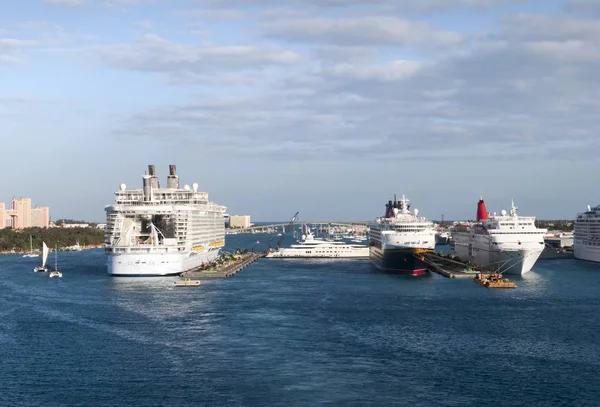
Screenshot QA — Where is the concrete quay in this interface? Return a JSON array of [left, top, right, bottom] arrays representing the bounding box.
[[180, 252, 265, 279]]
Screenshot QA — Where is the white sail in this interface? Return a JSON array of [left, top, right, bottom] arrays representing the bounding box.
[[42, 242, 49, 267]]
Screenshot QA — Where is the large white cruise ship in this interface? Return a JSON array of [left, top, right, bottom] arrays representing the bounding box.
[[452, 198, 546, 275], [104, 165, 226, 276], [369, 195, 436, 275], [574, 204, 600, 263], [266, 226, 369, 258]]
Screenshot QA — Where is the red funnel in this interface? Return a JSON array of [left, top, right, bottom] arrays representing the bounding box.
[[477, 197, 488, 221]]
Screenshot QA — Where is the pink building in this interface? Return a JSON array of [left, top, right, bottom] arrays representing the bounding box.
[[0, 198, 50, 229]]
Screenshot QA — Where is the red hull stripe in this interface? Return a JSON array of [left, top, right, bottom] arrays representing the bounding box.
[[373, 265, 428, 275]]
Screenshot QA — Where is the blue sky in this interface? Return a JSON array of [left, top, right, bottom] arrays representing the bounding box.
[[1, 0, 599, 222]]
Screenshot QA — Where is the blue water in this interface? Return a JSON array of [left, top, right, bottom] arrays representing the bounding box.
[[1, 234, 599, 406]]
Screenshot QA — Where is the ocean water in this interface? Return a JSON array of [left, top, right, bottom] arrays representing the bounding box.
[[1, 234, 599, 406]]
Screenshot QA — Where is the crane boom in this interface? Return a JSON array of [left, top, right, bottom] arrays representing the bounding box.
[[273, 211, 299, 250]]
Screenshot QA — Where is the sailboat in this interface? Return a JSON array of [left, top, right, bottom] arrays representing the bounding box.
[[49, 245, 62, 278], [34, 242, 49, 272], [23, 235, 40, 258]]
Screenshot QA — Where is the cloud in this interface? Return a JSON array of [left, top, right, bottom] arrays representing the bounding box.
[[85, 33, 302, 76], [171, 9, 244, 19], [197, 0, 512, 14], [565, 0, 600, 14], [108, 10, 600, 162], [262, 17, 463, 46], [0, 38, 38, 64], [43, 0, 86, 6]]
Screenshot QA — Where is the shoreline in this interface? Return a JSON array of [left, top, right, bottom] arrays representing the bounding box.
[[0, 245, 104, 255]]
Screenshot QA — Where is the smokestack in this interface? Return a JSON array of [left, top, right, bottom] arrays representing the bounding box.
[[386, 200, 393, 218], [477, 197, 488, 222], [143, 175, 152, 201], [148, 164, 160, 189], [167, 164, 179, 189]]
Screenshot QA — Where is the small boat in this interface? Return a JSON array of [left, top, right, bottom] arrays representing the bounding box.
[[23, 235, 39, 258], [256, 240, 260, 244], [174, 279, 201, 287], [34, 242, 49, 272], [48, 244, 61, 277]]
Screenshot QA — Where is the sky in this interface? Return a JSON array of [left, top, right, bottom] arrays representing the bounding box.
[[1, 0, 599, 222]]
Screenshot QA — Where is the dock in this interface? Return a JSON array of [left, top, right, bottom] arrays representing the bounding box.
[[180, 252, 265, 279], [419, 253, 480, 279]]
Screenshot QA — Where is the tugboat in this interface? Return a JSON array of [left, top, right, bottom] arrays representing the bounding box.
[[474, 272, 516, 288]]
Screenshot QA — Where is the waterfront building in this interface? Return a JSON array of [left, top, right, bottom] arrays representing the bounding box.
[[0, 198, 50, 229], [229, 215, 251, 229]]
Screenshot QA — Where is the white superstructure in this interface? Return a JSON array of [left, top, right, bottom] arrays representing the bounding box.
[[574, 204, 600, 263], [266, 227, 369, 258], [104, 165, 226, 276], [452, 198, 546, 275], [369, 195, 436, 274]]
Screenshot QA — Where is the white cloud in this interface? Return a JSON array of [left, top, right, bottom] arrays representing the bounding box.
[[171, 9, 244, 19], [262, 17, 463, 46], [198, 0, 512, 13], [87, 33, 302, 74], [43, 0, 86, 6], [0, 38, 38, 64], [106, 10, 600, 163]]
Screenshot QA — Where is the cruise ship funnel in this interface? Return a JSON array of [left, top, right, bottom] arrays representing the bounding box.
[[148, 164, 160, 189], [477, 197, 488, 221], [167, 164, 179, 189]]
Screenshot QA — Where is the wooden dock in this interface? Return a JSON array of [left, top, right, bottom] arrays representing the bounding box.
[[180, 252, 265, 279]]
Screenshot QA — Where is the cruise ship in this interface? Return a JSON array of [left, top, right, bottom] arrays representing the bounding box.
[[266, 226, 369, 258], [104, 165, 227, 276], [574, 204, 600, 263], [369, 195, 436, 275], [452, 198, 546, 275]]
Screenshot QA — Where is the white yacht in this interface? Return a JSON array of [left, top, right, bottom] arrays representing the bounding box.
[[574, 204, 600, 263], [452, 198, 546, 275], [104, 165, 226, 276], [266, 227, 369, 258], [369, 195, 436, 275]]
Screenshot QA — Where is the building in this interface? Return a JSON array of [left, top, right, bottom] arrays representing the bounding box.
[[0, 198, 50, 229], [229, 215, 251, 229], [61, 223, 90, 228]]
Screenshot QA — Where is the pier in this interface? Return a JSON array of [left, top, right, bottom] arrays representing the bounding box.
[[180, 252, 265, 279], [419, 253, 480, 279]]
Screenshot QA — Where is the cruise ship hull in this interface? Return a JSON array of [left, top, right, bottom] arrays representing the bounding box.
[[453, 243, 542, 275], [369, 246, 432, 275], [574, 242, 600, 263], [107, 249, 220, 276]]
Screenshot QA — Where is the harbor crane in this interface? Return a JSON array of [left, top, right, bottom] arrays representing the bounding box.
[[270, 211, 299, 251]]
